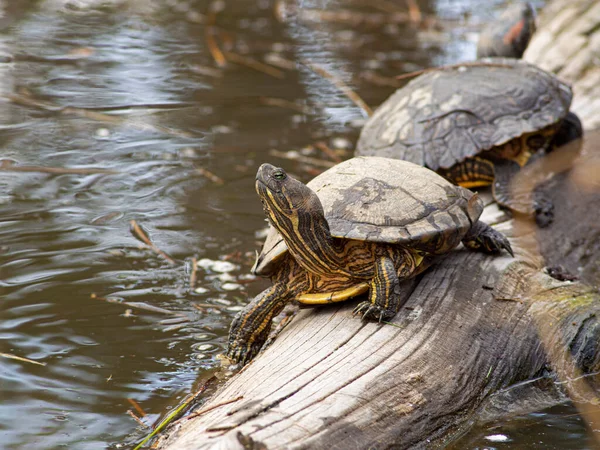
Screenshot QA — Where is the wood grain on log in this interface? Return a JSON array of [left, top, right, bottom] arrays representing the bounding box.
[[525, 0, 600, 130]]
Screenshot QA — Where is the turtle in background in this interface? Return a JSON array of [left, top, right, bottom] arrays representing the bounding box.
[[226, 157, 512, 365], [477, 2, 536, 59], [356, 3, 582, 227]]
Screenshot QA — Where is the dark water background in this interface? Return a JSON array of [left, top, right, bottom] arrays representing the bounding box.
[[0, 0, 596, 448]]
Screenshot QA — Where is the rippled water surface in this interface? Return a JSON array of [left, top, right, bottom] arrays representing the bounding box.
[[0, 0, 596, 448]]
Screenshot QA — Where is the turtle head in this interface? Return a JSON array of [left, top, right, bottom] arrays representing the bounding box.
[[256, 164, 323, 220], [477, 3, 536, 59], [256, 163, 339, 275]]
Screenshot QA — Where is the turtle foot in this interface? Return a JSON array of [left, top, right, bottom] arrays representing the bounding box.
[[463, 221, 514, 257], [226, 338, 264, 366], [225, 312, 268, 366], [353, 301, 396, 322]]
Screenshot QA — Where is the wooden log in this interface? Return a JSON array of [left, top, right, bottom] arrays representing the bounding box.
[[155, 142, 600, 449], [156, 0, 600, 447], [524, 0, 600, 130]]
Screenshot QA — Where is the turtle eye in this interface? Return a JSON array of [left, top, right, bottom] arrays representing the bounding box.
[[273, 170, 287, 181]]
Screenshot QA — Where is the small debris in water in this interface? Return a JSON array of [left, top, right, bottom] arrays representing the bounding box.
[[485, 434, 510, 442], [96, 128, 110, 138], [197, 258, 238, 273], [194, 287, 209, 294]]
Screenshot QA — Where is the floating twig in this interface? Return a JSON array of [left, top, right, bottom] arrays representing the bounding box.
[[406, 0, 422, 23], [269, 149, 336, 168], [91, 294, 186, 317], [206, 2, 227, 67], [259, 96, 313, 115], [128, 398, 147, 418], [197, 167, 224, 184], [314, 141, 342, 163], [205, 28, 226, 68], [129, 220, 177, 265], [187, 395, 244, 420], [6, 93, 195, 138], [395, 61, 515, 81], [0, 159, 118, 175], [190, 257, 199, 289], [127, 410, 150, 429], [359, 71, 403, 88], [224, 51, 285, 79], [302, 60, 372, 117], [263, 53, 297, 71], [193, 302, 231, 310], [0, 352, 47, 366], [189, 64, 223, 78]]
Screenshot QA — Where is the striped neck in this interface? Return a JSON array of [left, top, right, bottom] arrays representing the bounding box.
[[258, 180, 349, 277]]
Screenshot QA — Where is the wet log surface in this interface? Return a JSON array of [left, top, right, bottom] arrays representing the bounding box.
[[157, 0, 600, 447]]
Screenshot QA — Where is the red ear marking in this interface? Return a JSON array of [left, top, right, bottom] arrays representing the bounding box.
[[503, 19, 525, 45]]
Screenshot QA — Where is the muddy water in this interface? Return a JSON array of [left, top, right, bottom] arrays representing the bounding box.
[[0, 0, 595, 449]]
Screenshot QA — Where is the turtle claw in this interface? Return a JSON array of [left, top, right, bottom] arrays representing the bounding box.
[[463, 221, 514, 257], [481, 227, 514, 257], [226, 338, 263, 366], [353, 301, 395, 322], [226, 312, 267, 366]]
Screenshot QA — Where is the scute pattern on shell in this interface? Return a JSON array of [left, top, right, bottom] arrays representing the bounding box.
[[355, 58, 573, 170], [252, 157, 482, 276]]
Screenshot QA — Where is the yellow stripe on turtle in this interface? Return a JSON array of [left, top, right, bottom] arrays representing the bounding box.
[[297, 283, 370, 304]]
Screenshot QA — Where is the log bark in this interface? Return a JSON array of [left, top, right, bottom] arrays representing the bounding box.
[[156, 0, 600, 447], [524, 0, 600, 130]]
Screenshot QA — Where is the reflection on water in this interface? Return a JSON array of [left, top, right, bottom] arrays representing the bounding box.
[[0, 0, 594, 448]]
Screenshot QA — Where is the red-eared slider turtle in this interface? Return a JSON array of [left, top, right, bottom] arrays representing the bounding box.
[[477, 3, 536, 59], [226, 157, 513, 365], [355, 58, 582, 226]]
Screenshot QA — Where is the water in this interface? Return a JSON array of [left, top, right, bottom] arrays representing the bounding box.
[[0, 0, 595, 448]]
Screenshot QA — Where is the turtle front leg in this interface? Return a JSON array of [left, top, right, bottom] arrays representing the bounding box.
[[353, 254, 404, 322], [226, 280, 295, 365], [226, 283, 294, 365], [462, 220, 514, 257]]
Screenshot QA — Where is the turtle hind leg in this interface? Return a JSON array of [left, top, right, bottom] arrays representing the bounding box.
[[462, 220, 514, 257], [492, 159, 555, 227], [439, 156, 495, 188], [354, 253, 415, 322]]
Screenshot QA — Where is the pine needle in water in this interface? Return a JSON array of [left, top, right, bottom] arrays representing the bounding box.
[[0, 352, 47, 366], [302, 60, 373, 117], [129, 220, 176, 265]]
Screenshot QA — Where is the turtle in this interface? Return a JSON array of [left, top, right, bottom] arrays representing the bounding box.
[[476, 2, 537, 59], [226, 157, 513, 365], [355, 58, 582, 227]]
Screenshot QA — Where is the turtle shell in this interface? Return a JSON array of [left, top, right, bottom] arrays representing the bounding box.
[[355, 58, 573, 171], [252, 156, 482, 276]]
